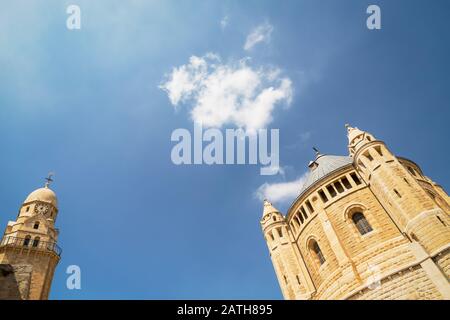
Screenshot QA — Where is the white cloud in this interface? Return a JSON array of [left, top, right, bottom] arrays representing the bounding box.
[[255, 174, 308, 204], [220, 15, 229, 29], [160, 53, 293, 132], [244, 22, 273, 51]]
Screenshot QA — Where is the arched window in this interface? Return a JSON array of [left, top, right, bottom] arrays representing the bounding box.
[[277, 228, 283, 238], [23, 235, 31, 246], [294, 216, 301, 227], [408, 167, 416, 176], [352, 212, 373, 235], [33, 222, 40, 230], [32, 237, 40, 247], [309, 240, 325, 265], [437, 216, 446, 227], [374, 145, 383, 156]]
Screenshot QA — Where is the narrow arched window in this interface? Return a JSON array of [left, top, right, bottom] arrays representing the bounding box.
[[310, 240, 325, 265], [410, 233, 419, 242], [23, 235, 31, 246], [437, 216, 446, 227], [277, 228, 283, 238], [32, 237, 40, 247], [352, 212, 373, 235]]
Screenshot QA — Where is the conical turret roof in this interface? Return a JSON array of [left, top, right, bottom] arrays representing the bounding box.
[[262, 199, 281, 217]]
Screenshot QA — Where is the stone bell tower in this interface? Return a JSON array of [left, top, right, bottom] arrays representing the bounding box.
[[346, 125, 450, 298], [346, 124, 450, 255], [0, 175, 61, 300], [261, 200, 315, 300]]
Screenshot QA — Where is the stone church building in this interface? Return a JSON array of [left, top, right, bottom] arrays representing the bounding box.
[[261, 125, 450, 299]]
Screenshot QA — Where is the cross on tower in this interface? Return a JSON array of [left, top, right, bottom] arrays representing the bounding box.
[[45, 172, 54, 188], [312, 146, 321, 156]]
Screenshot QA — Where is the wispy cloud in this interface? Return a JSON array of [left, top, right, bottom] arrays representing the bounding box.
[[300, 131, 311, 142], [244, 22, 273, 51], [220, 15, 229, 30], [259, 165, 287, 177], [255, 173, 307, 204], [159, 53, 293, 133]]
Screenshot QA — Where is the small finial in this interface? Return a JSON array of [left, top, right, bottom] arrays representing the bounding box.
[[44, 172, 54, 188], [312, 146, 320, 156], [345, 123, 354, 132]]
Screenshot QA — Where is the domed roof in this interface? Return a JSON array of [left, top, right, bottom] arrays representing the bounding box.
[[24, 187, 58, 208], [298, 154, 353, 195]]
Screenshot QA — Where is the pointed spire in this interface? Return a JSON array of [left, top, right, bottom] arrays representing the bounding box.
[[345, 124, 365, 142], [345, 123, 377, 157], [345, 123, 353, 133], [263, 199, 281, 217]]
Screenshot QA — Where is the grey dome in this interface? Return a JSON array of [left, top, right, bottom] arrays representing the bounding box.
[[299, 154, 353, 195]]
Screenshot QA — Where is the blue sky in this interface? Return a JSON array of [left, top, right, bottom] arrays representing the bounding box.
[[0, 0, 449, 299]]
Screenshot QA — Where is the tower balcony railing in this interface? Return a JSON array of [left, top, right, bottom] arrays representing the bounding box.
[[0, 236, 62, 256]]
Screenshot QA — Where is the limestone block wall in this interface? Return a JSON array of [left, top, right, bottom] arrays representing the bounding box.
[[265, 222, 310, 299], [0, 264, 32, 300], [0, 248, 58, 299], [295, 216, 340, 290], [433, 248, 450, 278], [323, 185, 402, 259], [273, 165, 450, 300], [349, 264, 443, 300]]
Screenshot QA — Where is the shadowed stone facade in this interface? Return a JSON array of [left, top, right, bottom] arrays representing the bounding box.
[[0, 264, 32, 300]]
